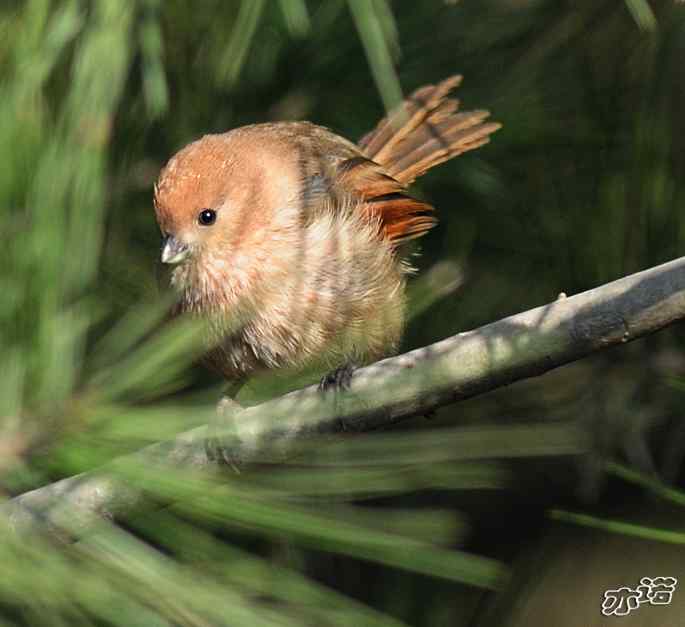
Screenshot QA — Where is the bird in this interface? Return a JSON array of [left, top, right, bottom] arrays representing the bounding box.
[[153, 75, 500, 393]]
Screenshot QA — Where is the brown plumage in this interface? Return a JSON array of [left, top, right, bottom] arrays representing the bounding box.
[[153, 75, 500, 384]]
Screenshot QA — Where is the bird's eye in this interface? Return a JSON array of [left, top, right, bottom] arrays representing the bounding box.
[[198, 209, 216, 226]]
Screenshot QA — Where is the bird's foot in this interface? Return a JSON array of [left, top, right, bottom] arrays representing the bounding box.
[[318, 362, 356, 393], [206, 396, 244, 471]]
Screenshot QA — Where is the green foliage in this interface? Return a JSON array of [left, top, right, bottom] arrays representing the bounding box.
[[551, 462, 685, 544]]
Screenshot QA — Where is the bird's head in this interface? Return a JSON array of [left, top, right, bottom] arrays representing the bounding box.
[[153, 130, 303, 300]]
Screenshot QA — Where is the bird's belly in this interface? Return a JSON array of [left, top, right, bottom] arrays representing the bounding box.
[[201, 287, 406, 381]]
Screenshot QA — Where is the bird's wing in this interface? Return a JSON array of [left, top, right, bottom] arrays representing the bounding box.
[[283, 121, 436, 245], [333, 156, 436, 245]]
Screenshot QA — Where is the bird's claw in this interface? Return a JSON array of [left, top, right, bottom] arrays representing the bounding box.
[[319, 362, 356, 392]]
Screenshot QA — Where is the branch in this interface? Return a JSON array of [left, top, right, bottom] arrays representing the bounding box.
[[5, 255, 685, 537]]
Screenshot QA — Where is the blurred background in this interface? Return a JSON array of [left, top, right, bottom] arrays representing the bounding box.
[[2, 0, 685, 625]]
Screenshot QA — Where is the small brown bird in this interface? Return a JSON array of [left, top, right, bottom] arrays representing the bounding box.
[[153, 75, 500, 390]]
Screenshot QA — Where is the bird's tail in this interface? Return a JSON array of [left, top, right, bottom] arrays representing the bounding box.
[[357, 75, 501, 186]]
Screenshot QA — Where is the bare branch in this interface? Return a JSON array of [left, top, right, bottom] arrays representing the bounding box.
[[5, 255, 685, 537]]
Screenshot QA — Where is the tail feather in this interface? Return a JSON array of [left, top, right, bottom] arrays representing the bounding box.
[[358, 75, 501, 185], [388, 110, 500, 184], [359, 75, 464, 164], [343, 75, 499, 246]]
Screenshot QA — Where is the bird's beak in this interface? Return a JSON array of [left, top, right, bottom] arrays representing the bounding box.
[[161, 235, 190, 264]]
